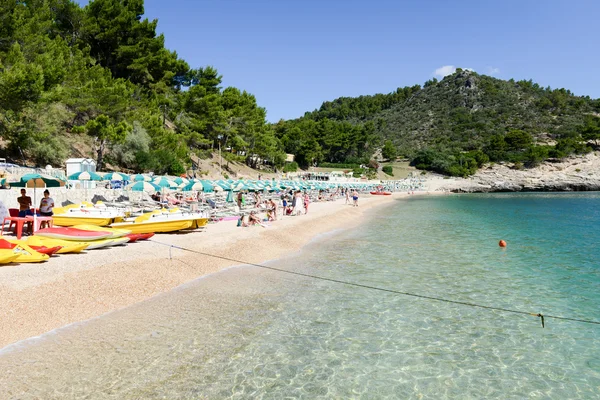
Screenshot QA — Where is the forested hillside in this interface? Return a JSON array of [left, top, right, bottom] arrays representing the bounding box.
[[2, 1, 599, 177], [0, 0, 286, 174], [277, 69, 600, 176]]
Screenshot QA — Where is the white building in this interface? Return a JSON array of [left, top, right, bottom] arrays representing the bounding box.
[[66, 158, 97, 189]]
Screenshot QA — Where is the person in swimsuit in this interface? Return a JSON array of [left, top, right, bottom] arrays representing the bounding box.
[[17, 189, 33, 217], [352, 190, 359, 207]]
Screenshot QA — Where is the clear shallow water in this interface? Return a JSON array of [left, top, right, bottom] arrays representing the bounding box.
[[1, 193, 599, 399]]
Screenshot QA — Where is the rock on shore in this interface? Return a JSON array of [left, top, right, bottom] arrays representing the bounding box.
[[436, 151, 600, 193]]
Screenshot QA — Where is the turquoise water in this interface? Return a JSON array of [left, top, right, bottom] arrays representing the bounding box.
[[1, 193, 599, 399]]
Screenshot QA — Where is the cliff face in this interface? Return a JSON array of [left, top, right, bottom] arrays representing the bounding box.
[[437, 151, 600, 192]]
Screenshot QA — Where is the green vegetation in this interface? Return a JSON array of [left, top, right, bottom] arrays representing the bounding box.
[[382, 165, 393, 176], [318, 162, 360, 169], [276, 70, 599, 175], [283, 161, 298, 173], [2, 1, 597, 177], [0, 0, 285, 172]]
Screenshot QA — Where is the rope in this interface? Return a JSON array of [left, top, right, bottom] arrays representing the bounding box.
[[150, 240, 600, 328]]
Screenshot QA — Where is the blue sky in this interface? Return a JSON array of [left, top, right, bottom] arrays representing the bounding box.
[[78, 0, 599, 121]]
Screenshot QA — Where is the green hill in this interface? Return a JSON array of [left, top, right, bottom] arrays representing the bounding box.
[[0, 0, 286, 174], [276, 69, 600, 176]]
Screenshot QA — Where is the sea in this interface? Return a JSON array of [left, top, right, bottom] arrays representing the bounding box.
[[0, 193, 599, 399]]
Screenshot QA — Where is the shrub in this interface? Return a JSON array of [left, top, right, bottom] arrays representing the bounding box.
[[283, 161, 298, 172], [382, 165, 394, 176], [319, 162, 360, 169]]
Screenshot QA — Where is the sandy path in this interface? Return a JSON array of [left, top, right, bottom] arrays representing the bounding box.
[[0, 194, 410, 349]]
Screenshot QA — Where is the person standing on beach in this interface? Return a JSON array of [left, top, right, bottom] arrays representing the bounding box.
[[303, 191, 310, 214], [345, 189, 350, 205], [39, 190, 54, 216], [17, 189, 33, 217], [237, 191, 243, 209], [39, 189, 54, 228], [293, 191, 304, 215], [352, 190, 359, 207]]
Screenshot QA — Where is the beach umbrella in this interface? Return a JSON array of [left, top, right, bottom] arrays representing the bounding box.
[[216, 181, 233, 190], [132, 174, 151, 182], [181, 180, 214, 192], [173, 177, 189, 185], [68, 171, 103, 202], [102, 172, 130, 181], [68, 171, 103, 181], [153, 177, 178, 189], [232, 182, 247, 192], [9, 173, 65, 232], [125, 181, 161, 192], [10, 173, 65, 188]]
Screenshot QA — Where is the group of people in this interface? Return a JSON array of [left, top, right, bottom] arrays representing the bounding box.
[[344, 188, 359, 207], [17, 189, 55, 217], [281, 190, 310, 216]]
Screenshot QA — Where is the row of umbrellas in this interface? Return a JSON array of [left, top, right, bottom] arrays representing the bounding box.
[[8, 173, 378, 194]]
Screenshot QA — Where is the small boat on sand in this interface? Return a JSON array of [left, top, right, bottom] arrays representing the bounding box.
[[370, 191, 392, 195], [25, 237, 89, 253], [110, 209, 208, 234], [51, 202, 125, 227], [0, 240, 49, 263], [0, 251, 19, 264]]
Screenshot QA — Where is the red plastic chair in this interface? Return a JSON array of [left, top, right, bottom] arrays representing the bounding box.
[[7, 209, 19, 232]]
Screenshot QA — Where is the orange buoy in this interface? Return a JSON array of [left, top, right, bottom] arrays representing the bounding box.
[[499, 240, 507, 247]]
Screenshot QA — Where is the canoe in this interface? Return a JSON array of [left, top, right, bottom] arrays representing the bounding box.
[[25, 236, 89, 254], [72, 224, 132, 238], [0, 250, 19, 264], [370, 191, 392, 195], [126, 233, 155, 242], [35, 227, 113, 241]]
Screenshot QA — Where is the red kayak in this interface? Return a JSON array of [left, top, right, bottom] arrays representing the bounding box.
[[370, 191, 392, 195], [0, 239, 62, 256], [35, 227, 112, 241], [126, 233, 155, 243], [30, 245, 62, 256]]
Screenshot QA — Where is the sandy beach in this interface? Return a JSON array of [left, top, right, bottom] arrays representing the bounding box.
[[0, 193, 424, 350]]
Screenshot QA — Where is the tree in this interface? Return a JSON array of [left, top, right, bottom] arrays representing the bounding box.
[[75, 114, 131, 169], [504, 129, 533, 150], [382, 140, 397, 160], [579, 115, 600, 146], [81, 0, 190, 89]]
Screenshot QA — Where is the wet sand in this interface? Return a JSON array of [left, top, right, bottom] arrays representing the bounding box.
[[0, 194, 413, 350]]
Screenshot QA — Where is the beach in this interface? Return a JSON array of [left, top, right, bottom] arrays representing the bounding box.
[[0, 193, 410, 350]]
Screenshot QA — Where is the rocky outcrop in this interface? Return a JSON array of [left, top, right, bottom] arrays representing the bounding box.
[[435, 152, 600, 193]]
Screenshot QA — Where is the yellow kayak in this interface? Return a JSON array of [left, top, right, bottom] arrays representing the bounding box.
[[72, 225, 132, 238], [0, 250, 19, 264], [25, 236, 89, 254], [8, 244, 49, 263], [191, 218, 209, 229]]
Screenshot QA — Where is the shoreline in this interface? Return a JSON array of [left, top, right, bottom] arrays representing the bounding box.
[[430, 151, 600, 193], [0, 192, 419, 350]]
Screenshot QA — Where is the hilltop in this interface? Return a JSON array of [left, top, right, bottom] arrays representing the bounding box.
[[276, 69, 600, 177], [2, 0, 598, 180]]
